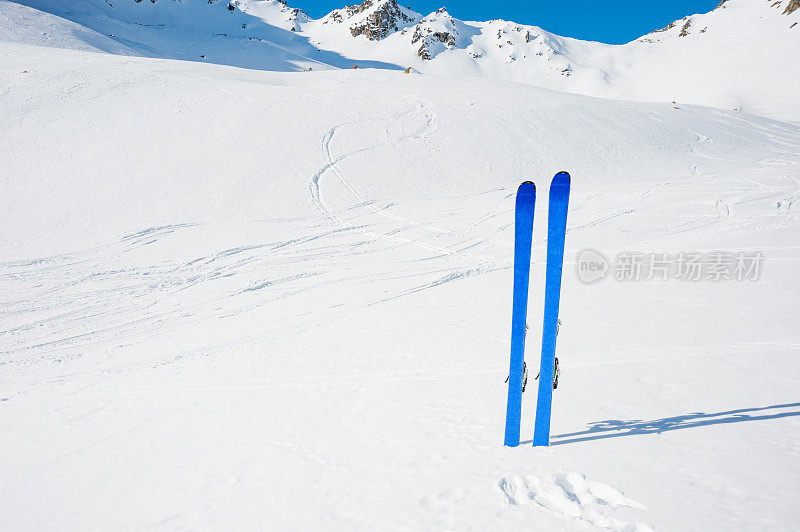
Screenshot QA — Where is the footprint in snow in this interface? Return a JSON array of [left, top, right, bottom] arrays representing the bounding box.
[[499, 471, 653, 531]]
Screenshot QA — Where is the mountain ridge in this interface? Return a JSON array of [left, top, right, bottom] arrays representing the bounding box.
[[2, 0, 799, 121]]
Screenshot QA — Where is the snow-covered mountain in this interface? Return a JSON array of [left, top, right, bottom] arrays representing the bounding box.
[[317, 0, 418, 40], [305, 0, 800, 120], [2, 0, 799, 120]]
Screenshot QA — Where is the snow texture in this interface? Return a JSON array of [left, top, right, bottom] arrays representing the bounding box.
[[1, 0, 799, 529]]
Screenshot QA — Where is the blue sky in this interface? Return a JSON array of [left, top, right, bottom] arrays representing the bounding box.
[[301, 0, 721, 44]]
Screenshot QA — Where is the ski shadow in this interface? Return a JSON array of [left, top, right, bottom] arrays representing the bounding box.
[[530, 402, 800, 446]]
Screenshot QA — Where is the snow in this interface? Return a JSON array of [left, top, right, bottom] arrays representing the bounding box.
[[5, 0, 799, 120], [301, 0, 800, 122], [0, 1, 135, 53], [2, 0, 800, 529], [602, 0, 800, 122]]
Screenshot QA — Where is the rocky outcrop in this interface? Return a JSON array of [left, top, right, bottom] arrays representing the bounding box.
[[784, 0, 800, 15], [412, 28, 454, 47], [413, 31, 454, 59], [345, 0, 416, 40], [651, 21, 676, 34], [650, 16, 692, 37], [411, 8, 458, 60]]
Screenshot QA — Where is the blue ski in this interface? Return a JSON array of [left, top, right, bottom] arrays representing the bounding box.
[[504, 181, 536, 447], [533, 172, 571, 447]]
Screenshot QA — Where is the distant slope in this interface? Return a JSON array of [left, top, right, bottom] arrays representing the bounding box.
[[0, 0, 135, 53], [3, 0, 799, 120], [3, 0, 401, 71], [300, 0, 800, 121], [603, 0, 800, 122], [301, 1, 611, 91]]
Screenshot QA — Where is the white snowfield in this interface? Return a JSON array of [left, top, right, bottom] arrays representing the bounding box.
[[3, 0, 800, 121], [1, 0, 799, 530]]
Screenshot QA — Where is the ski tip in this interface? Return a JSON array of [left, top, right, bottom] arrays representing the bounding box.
[[517, 181, 536, 196], [552, 171, 571, 190]]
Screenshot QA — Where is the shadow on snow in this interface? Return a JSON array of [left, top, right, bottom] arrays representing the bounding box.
[[525, 402, 800, 446], [18, 1, 404, 72]]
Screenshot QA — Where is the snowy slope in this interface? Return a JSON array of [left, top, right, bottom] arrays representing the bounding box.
[[302, 2, 607, 89], [3, 0, 799, 120], [0, 0, 135, 53], [2, 39, 800, 530], [605, 0, 800, 122], [0, 0, 396, 71], [301, 0, 800, 121]]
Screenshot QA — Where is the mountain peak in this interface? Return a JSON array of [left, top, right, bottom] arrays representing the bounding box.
[[411, 7, 461, 59], [323, 0, 419, 40]]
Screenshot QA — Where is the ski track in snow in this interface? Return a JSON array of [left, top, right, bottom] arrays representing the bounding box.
[[310, 95, 446, 243], [304, 93, 511, 305], [3, 72, 799, 384]]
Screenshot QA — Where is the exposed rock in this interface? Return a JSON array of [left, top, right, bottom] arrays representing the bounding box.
[[784, 0, 800, 15], [411, 8, 459, 60], [280, 5, 308, 30], [326, 0, 375, 24], [679, 19, 692, 37], [652, 21, 676, 34], [347, 0, 373, 17], [347, 0, 415, 40], [414, 29, 455, 59], [411, 28, 455, 47]]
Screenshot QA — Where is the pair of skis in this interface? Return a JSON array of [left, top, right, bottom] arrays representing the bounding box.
[[503, 172, 570, 447]]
